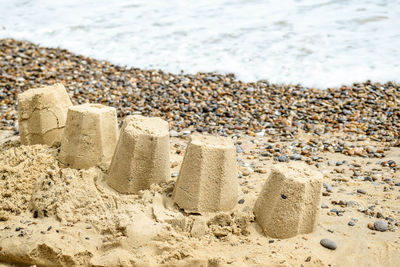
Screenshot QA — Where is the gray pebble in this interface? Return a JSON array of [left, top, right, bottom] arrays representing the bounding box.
[[320, 239, 337, 250], [357, 189, 366, 194], [374, 220, 388, 232], [277, 155, 289, 162], [364, 176, 373, 182], [323, 183, 333, 192], [348, 221, 355, 226], [321, 203, 329, 209], [330, 208, 339, 215], [235, 144, 244, 153], [289, 153, 301, 160]]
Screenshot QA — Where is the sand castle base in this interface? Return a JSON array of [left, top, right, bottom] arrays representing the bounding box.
[[253, 162, 322, 239], [17, 83, 72, 146], [59, 104, 118, 169], [107, 115, 170, 194], [173, 135, 238, 213]]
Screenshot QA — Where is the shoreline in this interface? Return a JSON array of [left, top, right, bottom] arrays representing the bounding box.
[[0, 38, 399, 143]]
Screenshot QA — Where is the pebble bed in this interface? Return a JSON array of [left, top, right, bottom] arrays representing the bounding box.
[[0, 39, 399, 145]]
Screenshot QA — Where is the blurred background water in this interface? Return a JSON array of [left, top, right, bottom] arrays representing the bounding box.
[[1, 0, 399, 88]]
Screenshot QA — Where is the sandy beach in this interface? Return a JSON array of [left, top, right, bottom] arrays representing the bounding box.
[[0, 39, 399, 266]]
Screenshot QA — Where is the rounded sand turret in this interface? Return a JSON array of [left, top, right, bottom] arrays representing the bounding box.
[[59, 104, 118, 169], [173, 135, 238, 213], [17, 83, 72, 146], [107, 115, 170, 194]]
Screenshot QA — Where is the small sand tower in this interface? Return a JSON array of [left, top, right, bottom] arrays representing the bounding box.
[[107, 115, 170, 194], [17, 83, 72, 146], [253, 163, 322, 239], [59, 104, 118, 169], [173, 135, 238, 213]]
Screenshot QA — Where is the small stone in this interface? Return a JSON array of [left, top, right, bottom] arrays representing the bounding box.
[[255, 168, 267, 174], [374, 220, 388, 232], [289, 153, 301, 160], [277, 155, 289, 162], [169, 130, 179, 137], [330, 208, 339, 215], [235, 144, 244, 153], [357, 189, 366, 194], [320, 239, 337, 250], [255, 131, 264, 137], [348, 221, 355, 226], [321, 203, 329, 209], [238, 199, 245, 204], [323, 183, 333, 192]]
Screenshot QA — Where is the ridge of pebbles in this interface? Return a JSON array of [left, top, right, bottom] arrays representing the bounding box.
[[0, 38, 399, 147]]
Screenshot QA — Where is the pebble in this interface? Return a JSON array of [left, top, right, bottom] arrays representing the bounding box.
[[357, 189, 366, 194], [320, 239, 337, 250], [277, 155, 289, 162], [348, 221, 355, 226], [374, 220, 388, 232], [169, 130, 179, 137], [235, 145, 244, 153], [289, 153, 301, 160], [321, 203, 329, 209], [323, 183, 333, 192]]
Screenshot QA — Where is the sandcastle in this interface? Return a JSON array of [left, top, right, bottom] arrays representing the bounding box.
[[253, 163, 323, 239], [59, 103, 118, 169], [15, 83, 324, 241], [17, 83, 72, 146], [173, 135, 238, 213], [107, 115, 170, 194]]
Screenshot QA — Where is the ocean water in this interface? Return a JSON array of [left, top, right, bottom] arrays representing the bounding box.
[[0, 0, 399, 88]]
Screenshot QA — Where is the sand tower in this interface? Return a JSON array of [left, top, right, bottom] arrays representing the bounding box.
[[17, 83, 72, 146], [253, 163, 322, 239], [59, 104, 118, 169], [107, 115, 170, 194], [173, 135, 238, 213]]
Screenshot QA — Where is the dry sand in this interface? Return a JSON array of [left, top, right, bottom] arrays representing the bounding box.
[[0, 130, 399, 266]]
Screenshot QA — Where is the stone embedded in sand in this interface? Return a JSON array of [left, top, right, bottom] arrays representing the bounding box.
[[107, 115, 170, 194], [173, 135, 238, 213], [253, 163, 322, 239], [17, 83, 73, 146], [59, 104, 118, 169]]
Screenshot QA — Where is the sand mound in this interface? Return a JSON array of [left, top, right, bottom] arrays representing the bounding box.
[[0, 145, 58, 219]]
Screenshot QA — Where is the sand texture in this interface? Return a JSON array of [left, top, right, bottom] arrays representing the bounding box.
[[0, 131, 399, 266], [107, 115, 170, 194], [17, 83, 72, 146]]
